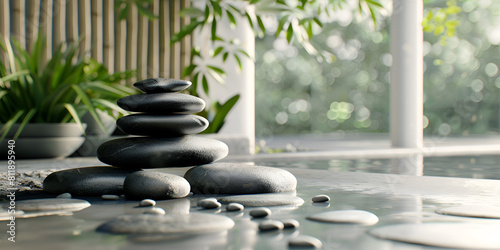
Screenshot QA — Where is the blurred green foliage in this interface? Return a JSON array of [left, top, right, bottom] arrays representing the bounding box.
[[256, 0, 500, 138]]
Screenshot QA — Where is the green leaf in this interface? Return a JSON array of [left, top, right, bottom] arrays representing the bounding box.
[[222, 52, 229, 62], [204, 94, 240, 133], [180, 7, 204, 18], [213, 46, 224, 57], [244, 12, 254, 30], [256, 15, 266, 34], [182, 64, 197, 77], [92, 98, 128, 116], [250, 0, 260, 4], [207, 65, 225, 75], [313, 17, 323, 28], [276, 15, 289, 37], [365, 0, 384, 8], [71, 84, 106, 132], [211, 19, 217, 41], [234, 54, 242, 70], [63, 103, 86, 135], [226, 10, 237, 28], [306, 21, 313, 39], [286, 24, 293, 43], [0, 110, 24, 141], [237, 49, 252, 59], [12, 108, 37, 139], [202, 75, 209, 96], [171, 20, 202, 45]]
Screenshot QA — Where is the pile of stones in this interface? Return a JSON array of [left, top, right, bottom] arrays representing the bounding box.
[[43, 78, 297, 200]]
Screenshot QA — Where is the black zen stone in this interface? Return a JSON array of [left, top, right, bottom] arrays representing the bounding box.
[[43, 166, 141, 196], [184, 163, 297, 195], [117, 93, 205, 114], [97, 136, 228, 169], [116, 114, 208, 136], [134, 78, 191, 93], [123, 171, 190, 200]]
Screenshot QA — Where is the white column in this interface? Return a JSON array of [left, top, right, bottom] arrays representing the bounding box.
[[193, 2, 255, 155], [390, 0, 424, 149]]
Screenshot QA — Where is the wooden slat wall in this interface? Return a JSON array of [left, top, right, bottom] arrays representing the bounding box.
[[0, 0, 191, 85]]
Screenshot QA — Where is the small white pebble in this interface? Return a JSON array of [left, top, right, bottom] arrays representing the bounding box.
[[249, 207, 271, 218], [56, 193, 72, 198], [259, 220, 284, 231], [143, 207, 165, 215], [226, 203, 244, 212], [288, 235, 323, 248], [312, 194, 330, 203], [139, 199, 156, 207], [281, 219, 300, 229], [198, 198, 221, 209], [101, 194, 120, 200]]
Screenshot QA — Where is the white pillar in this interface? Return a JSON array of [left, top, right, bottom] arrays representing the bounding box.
[[193, 2, 255, 155], [390, 0, 424, 149]]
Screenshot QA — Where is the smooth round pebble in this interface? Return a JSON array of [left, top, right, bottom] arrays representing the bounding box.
[[124, 171, 190, 200], [143, 207, 166, 215], [281, 219, 300, 229], [307, 210, 379, 226], [436, 205, 500, 219], [288, 235, 323, 249], [56, 193, 72, 198], [249, 207, 271, 218], [369, 222, 500, 249], [133, 78, 191, 93], [198, 198, 221, 209], [139, 199, 156, 207], [96, 213, 235, 235], [184, 163, 297, 195], [98, 136, 228, 169], [117, 92, 205, 114], [226, 203, 244, 212], [101, 194, 120, 200], [13, 198, 90, 212], [259, 220, 284, 231], [312, 194, 330, 203], [218, 194, 304, 207], [43, 166, 140, 196]]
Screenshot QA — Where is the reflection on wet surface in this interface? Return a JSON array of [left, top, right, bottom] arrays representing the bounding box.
[[2, 155, 500, 249]]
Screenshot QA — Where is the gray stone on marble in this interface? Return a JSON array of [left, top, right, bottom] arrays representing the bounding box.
[[13, 198, 90, 212], [97, 136, 228, 169], [134, 78, 191, 93], [117, 93, 205, 114], [117, 114, 209, 136], [43, 166, 140, 196], [307, 210, 379, 226], [288, 235, 323, 249], [184, 163, 297, 195], [218, 194, 304, 207], [258, 220, 284, 231], [124, 171, 190, 200]]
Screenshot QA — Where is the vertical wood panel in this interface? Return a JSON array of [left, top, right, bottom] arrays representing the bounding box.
[[159, 0, 170, 78], [66, 0, 78, 43], [11, 0, 25, 49], [78, 0, 91, 58], [103, 0, 114, 72], [53, 0, 66, 48], [148, 0, 160, 78], [0, 0, 10, 68], [137, 7, 148, 80], [170, 0, 181, 79], [126, 4, 138, 83], [91, 0, 103, 62], [180, 0, 191, 76], [26, 0, 40, 51], [40, 0, 53, 63], [114, 5, 126, 75]]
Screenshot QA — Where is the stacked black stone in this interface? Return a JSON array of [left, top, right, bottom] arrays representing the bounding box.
[[96, 78, 229, 169]]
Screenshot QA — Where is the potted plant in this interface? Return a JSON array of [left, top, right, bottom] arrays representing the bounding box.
[[0, 34, 138, 158]]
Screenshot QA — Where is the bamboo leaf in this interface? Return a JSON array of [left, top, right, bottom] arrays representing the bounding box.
[[276, 15, 289, 37], [180, 7, 204, 18], [182, 64, 197, 77], [213, 46, 224, 57], [257, 15, 266, 34], [171, 20, 203, 45], [234, 54, 242, 71], [63, 103, 86, 135], [226, 10, 237, 28], [207, 65, 225, 75], [211, 19, 218, 41], [202, 75, 209, 96], [204, 94, 240, 133], [222, 52, 229, 62], [286, 24, 294, 43]]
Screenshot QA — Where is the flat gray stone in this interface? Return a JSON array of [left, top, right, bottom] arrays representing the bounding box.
[[43, 166, 140, 196], [124, 171, 190, 200], [288, 235, 323, 248], [249, 207, 271, 218], [218, 194, 304, 207], [143, 207, 166, 215], [117, 93, 205, 114], [307, 210, 379, 226], [198, 198, 221, 209], [101, 194, 120, 200], [96, 213, 235, 235], [139, 199, 156, 207], [312, 194, 330, 203], [134, 78, 191, 93], [12, 198, 90, 212], [369, 222, 500, 249], [259, 220, 284, 231], [117, 114, 208, 136], [281, 219, 300, 229], [184, 163, 297, 195], [435, 205, 500, 219], [97, 136, 228, 169], [226, 203, 244, 212]]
